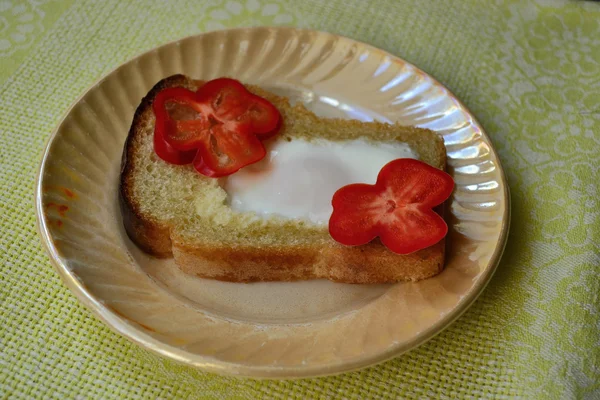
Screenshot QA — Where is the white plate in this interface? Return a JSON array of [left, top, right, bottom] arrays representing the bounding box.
[[36, 27, 509, 378]]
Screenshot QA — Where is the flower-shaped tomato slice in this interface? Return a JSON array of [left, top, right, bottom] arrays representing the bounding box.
[[152, 78, 281, 177], [329, 158, 454, 254]]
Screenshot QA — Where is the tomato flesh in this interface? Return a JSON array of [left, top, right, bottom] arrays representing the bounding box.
[[328, 158, 454, 254], [152, 79, 281, 176]]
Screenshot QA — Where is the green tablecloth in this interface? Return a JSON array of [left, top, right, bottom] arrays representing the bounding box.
[[1, 0, 599, 398]]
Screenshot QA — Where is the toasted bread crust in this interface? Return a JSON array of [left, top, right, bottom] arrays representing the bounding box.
[[172, 239, 444, 283], [120, 75, 447, 283], [119, 75, 190, 257]]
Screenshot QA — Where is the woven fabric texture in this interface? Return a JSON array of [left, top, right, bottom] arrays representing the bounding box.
[[1, 0, 599, 398]]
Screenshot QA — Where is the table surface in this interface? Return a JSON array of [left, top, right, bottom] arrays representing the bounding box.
[[1, 0, 599, 398]]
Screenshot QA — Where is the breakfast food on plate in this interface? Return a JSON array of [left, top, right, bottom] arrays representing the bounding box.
[[119, 74, 453, 283]]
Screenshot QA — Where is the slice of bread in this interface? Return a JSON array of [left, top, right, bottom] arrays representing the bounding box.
[[119, 74, 448, 283]]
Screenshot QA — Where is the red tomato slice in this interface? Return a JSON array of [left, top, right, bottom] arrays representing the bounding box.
[[152, 79, 281, 176], [257, 116, 283, 140], [193, 125, 267, 178], [329, 158, 454, 254], [152, 88, 197, 165], [196, 78, 280, 135]]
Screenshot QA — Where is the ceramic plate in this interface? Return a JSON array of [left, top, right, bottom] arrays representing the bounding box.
[[35, 27, 509, 379]]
